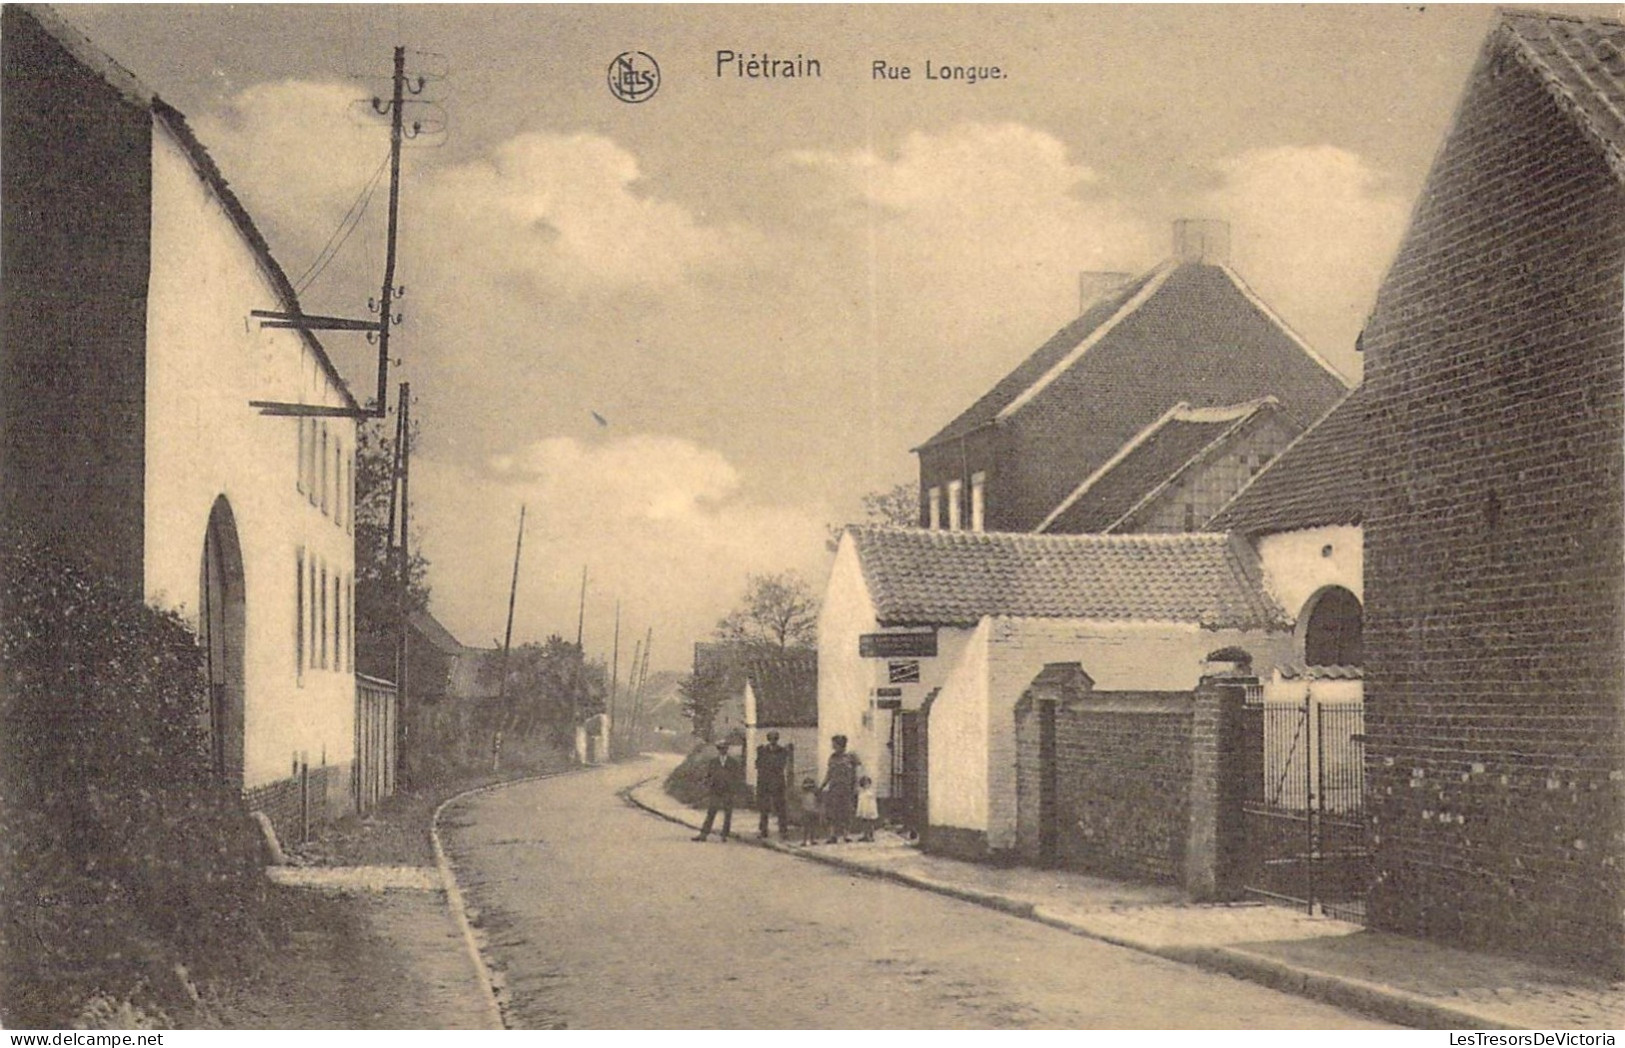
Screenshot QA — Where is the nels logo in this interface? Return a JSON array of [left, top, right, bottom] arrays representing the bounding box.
[[608, 51, 660, 103]]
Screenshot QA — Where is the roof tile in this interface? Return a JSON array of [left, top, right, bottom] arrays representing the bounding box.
[[848, 526, 1288, 631]]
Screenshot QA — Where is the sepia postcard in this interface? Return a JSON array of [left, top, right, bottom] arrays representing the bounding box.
[[2, 2, 1622, 1034]]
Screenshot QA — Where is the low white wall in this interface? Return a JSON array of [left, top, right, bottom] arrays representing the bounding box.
[[926, 620, 991, 832]]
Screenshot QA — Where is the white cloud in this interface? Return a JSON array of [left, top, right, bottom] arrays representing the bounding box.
[[192, 81, 392, 255], [1196, 144, 1410, 375], [420, 133, 757, 296], [783, 122, 1160, 381], [412, 434, 830, 665]]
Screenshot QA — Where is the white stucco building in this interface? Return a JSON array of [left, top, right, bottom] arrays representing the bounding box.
[[819, 526, 1296, 857], [3, 6, 366, 834]]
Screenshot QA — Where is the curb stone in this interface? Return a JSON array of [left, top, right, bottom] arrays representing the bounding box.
[[621, 775, 1529, 1031], [432, 762, 614, 1030]]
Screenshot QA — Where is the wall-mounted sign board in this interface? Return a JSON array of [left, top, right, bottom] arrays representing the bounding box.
[[859, 630, 937, 658]]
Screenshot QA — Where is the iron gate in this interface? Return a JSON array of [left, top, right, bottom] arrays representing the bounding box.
[[1239, 690, 1369, 921]]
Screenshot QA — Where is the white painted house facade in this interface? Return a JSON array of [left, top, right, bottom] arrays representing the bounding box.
[[819, 527, 1296, 857], [3, 6, 364, 832]]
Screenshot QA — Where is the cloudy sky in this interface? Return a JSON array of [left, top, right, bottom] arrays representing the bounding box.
[[63, 3, 1605, 670]]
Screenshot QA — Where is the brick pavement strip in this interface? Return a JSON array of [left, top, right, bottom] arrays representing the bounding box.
[[622, 766, 1625, 1031]]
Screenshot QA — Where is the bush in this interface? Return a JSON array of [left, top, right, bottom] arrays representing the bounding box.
[[663, 742, 751, 809], [0, 533, 269, 1027]]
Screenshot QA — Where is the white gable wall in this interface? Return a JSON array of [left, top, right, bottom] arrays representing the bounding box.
[[144, 121, 357, 790], [817, 533, 977, 795], [1255, 524, 1362, 623]]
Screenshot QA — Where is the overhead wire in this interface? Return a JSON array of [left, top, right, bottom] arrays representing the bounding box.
[[294, 148, 391, 294]]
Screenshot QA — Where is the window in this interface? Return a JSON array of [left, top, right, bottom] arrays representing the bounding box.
[[296, 420, 308, 495], [305, 420, 318, 505], [308, 556, 317, 667], [928, 486, 941, 530], [334, 440, 344, 528], [295, 548, 305, 678], [947, 479, 963, 531], [346, 575, 354, 672], [970, 472, 986, 532], [319, 562, 328, 669], [319, 424, 330, 516], [332, 570, 343, 673]]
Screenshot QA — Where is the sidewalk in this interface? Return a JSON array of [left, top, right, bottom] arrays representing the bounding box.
[[626, 773, 1624, 1031]]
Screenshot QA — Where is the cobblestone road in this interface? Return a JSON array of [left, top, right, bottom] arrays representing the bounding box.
[[441, 761, 1394, 1030]]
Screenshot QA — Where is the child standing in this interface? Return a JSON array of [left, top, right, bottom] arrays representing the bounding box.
[[856, 776, 879, 842], [798, 777, 822, 845]]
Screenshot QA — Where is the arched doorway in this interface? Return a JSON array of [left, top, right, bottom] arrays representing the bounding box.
[[1302, 586, 1362, 667], [198, 496, 246, 785]]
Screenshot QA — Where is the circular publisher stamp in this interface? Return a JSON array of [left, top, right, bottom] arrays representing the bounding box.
[[608, 51, 660, 103]]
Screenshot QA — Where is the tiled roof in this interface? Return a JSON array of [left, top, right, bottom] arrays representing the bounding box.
[[15, 5, 360, 412], [1277, 664, 1364, 681], [744, 649, 819, 728], [916, 261, 1349, 453], [1500, 10, 1625, 184], [847, 526, 1288, 631], [1039, 400, 1285, 534], [410, 608, 475, 655], [1206, 386, 1367, 535]]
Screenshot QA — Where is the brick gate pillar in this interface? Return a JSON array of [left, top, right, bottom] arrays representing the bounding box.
[[1188, 671, 1256, 900]]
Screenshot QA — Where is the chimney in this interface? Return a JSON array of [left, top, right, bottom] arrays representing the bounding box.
[[1078, 271, 1133, 314], [1172, 218, 1231, 265]]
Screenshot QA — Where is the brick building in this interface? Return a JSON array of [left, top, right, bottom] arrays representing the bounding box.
[[1038, 398, 1300, 535], [2, 6, 364, 839], [915, 220, 1350, 534], [1359, 11, 1625, 973]]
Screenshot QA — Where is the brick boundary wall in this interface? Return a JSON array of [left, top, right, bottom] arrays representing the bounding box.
[[245, 761, 354, 849], [1015, 691, 1194, 883], [1361, 34, 1625, 975]]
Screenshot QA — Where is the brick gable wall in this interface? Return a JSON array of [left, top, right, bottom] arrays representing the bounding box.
[[1361, 41, 1625, 973], [1, 8, 152, 591]]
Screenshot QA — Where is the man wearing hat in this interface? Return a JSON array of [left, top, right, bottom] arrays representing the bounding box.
[[693, 740, 740, 842], [755, 730, 792, 840]]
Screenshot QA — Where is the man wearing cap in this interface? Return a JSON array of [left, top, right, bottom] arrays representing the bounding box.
[[693, 740, 740, 842], [755, 730, 792, 840]]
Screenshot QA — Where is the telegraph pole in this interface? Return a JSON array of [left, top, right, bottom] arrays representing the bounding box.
[[609, 601, 621, 755], [392, 382, 412, 787], [494, 504, 525, 770]]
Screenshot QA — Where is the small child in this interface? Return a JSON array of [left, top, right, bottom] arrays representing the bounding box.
[[856, 775, 879, 842], [798, 777, 821, 845]]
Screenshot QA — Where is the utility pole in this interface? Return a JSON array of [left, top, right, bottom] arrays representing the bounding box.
[[575, 566, 588, 649], [494, 504, 525, 770], [392, 382, 412, 788], [608, 601, 621, 755], [251, 45, 430, 420], [630, 628, 653, 753]]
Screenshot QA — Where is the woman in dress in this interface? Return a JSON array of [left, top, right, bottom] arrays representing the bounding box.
[[820, 734, 861, 843]]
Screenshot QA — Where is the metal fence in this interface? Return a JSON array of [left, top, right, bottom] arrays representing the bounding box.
[[1241, 692, 1369, 921]]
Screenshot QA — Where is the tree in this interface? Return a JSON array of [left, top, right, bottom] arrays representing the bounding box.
[[497, 636, 607, 749], [715, 571, 818, 651], [678, 655, 729, 743], [353, 402, 431, 679], [826, 481, 918, 551], [680, 571, 819, 741]]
